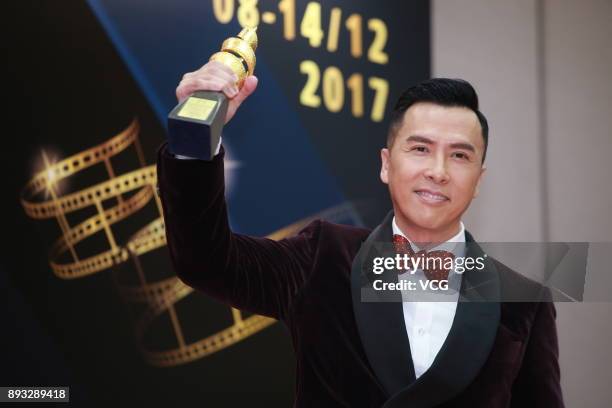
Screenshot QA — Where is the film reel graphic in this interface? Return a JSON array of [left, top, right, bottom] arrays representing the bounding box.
[[20, 119, 278, 367], [20, 119, 361, 367]]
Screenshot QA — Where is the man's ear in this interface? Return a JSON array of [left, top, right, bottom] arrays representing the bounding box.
[[380, 148, 390, 184], [473, 165, 487, 198]]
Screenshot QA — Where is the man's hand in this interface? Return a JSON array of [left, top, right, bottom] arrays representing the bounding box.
[[176, 60, 259, 124]]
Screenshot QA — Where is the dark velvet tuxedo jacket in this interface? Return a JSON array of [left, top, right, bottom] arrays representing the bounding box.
[[157, 143, 564, 407]]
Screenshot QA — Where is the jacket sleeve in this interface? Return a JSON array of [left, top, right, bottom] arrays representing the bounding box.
[[156, 142, 320, 321], [509, 294, 564, 407]]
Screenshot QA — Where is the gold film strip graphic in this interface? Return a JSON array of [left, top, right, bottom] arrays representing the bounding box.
[[21, 119, 150, 278], [20, 119, 276, 367], [20, 118, 359, 367]]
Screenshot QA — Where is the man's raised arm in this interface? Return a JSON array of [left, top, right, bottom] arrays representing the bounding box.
[[156, 61, 321, 321]]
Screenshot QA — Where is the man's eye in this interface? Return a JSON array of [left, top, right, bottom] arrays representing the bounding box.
[[412, 146, 428, 153], [452, 152, 469, 160]]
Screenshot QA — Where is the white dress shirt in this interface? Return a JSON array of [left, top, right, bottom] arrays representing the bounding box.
[[392, 217, 466, 379]]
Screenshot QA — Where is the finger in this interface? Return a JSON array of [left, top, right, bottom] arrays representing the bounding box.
[[177, 77, 237, 101], [200, 76, 237, 99], [191, 66, 238, 98], [199, 60, 238, 81], [206, 64, 239, 84], [221, 85, 239, 99], [176, 78, 226, 101], [231, 75, 258, 105], [194, 72, 237, 98]]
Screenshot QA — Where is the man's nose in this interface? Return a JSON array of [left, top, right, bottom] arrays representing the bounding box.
[[424, 156, 449, 184]]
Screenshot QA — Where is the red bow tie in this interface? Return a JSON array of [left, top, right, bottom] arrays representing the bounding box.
[[392, 234, 455, 281]]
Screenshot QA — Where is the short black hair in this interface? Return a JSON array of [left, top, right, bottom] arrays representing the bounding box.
[[387, 78, 489, 163]]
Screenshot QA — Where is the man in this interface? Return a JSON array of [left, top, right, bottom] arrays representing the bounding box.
[[157, 61, 564, 407]]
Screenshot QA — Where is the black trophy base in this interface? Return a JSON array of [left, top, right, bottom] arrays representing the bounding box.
[[167, 90, 229, 161]]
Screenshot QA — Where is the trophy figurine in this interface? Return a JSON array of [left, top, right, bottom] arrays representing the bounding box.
[[167, 27, 258, 160]]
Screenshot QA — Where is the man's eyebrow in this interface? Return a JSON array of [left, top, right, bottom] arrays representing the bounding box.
[[404, 135, 434, 144], [404, 135, 476, 153], [449, 142, 476, 153]]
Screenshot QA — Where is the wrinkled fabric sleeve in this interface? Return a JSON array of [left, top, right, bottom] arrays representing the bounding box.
[[509, 293, 564, 407], [156, 142, 320, 321]]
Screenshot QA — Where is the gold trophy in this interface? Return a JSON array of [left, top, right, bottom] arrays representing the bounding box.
[[167, 27, 258, 160]]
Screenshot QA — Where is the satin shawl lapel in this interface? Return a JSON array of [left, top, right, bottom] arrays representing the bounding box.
[[351, 210, 416, 395]]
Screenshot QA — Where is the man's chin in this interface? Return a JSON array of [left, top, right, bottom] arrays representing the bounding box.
[[396, 213, 448, 233]]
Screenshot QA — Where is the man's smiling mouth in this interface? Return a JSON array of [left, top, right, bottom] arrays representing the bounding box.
[[414, 189, 449, 203]]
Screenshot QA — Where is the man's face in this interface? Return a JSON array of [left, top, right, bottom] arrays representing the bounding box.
[[380, 102, 486, 241]]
